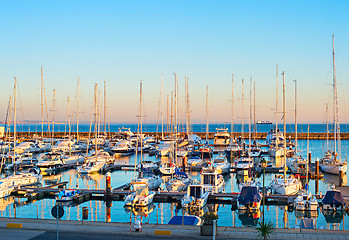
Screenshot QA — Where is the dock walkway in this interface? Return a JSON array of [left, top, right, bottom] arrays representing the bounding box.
[[0, 217, 348, 239]]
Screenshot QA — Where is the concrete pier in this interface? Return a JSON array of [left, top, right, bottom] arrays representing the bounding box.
[[0, 217, 349, 240]]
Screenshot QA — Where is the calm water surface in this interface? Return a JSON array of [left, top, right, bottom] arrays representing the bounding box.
[[0, 139, 348, 230]]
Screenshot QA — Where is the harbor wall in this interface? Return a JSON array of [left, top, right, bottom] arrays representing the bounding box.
[[7, 132, 349, 140]]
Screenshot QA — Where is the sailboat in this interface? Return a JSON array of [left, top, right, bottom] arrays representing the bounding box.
[[77, 84, 110, 174], [268, 65, 285, 158], [165, 169, 192, 192], [289, 80, 307, 175], [320, 35, 347, 175], [129, 81, 162, 193], [269, 71, 302, 195]]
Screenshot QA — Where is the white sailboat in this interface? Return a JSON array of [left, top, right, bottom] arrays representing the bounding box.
[[289, 79, 308, 175], [165, 170, 192, 192], [320, 35, 348, 175], [269, 71, 302, 195]]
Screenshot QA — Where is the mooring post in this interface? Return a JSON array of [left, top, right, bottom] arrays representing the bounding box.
[[308, 151, 312, 165], [105, 172, 111, 199], [339, 166, 344, 187], [315, 158, 319, 176]]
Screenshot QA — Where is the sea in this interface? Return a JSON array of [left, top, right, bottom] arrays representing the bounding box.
[[4, 123, 349, 134], [0, 123, 348, 230]]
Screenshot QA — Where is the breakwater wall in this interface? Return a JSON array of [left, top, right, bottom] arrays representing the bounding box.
[[8, 132, 349, 140]]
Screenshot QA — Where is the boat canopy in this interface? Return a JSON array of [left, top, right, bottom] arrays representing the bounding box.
[[322, 190, 346, 207], [168, 215, 201, 226], [238, 186, 261, 206], [174, 169, 188, 178]]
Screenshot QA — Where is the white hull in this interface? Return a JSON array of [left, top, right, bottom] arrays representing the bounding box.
[[165, 178, 191, 192], [270, 177, 302, 195], [320, 164, 347, 175]]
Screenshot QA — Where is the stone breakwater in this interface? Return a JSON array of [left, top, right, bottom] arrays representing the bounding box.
[[9, 132, 349, 140]]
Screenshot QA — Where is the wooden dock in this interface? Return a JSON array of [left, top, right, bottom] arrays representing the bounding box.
[[13, 183, 347, 208]]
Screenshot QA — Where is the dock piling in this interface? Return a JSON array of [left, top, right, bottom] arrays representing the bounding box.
[[105, 172, 111, 199]]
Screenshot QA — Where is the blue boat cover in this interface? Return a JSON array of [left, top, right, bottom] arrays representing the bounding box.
[[322, 190, 345, 207], [238, 186, 261, 206], [174, 168, 188, 178], [168, 216, 200, 225]]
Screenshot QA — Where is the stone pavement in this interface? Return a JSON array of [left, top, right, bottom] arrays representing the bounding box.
[[1, 217, 349, 239]]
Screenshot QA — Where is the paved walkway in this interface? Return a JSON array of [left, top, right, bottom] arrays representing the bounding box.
[[1, 217, 349, 239]]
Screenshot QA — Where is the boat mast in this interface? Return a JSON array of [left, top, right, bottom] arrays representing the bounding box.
[[174, 73, 178, 165], [41, 66, 44, 139], [253, 81, 256, 141], [294, 79, 298, 157], [76, 77, 80, 141], [104, 81, 107, 134], [51, 90, 56, 147], [249, 78, 252, 155], [67, 97, 71, 156], [205, 85, 209, 143], [241, 79, 244, 143], [186, 76, 191, 137], [167, 94, 169, 136], [275, 65, 278, 143], [282, 71, 286, 180], [326, 103, 329, 151], [140, 81, 143, 164], [161, 75, 164, 140], [306, 125, 309, 188], [332, 34, 340, 159], [231, 74, 234, 142], [13, 77, 17, 160], [94, 84, 98, 156]]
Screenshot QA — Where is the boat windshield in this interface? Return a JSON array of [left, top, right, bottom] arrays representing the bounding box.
[[203, 174, 216, 185], [189, 186, 202, 198], [214, 158, 225, 163]]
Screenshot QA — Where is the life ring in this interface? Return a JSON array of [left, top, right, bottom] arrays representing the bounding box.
[[294, 174, 300, 179]]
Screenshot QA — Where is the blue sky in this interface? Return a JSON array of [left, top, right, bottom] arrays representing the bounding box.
[[0, 1, 348, 124]]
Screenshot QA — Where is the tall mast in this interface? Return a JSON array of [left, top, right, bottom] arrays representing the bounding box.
[[249, 78, 252, 154], [294, 79, 298, 157], [161, 75, 164, 140], [275, 64, 279, 137], [167, 94, 169, 135], [104, 81, 107, 134], [306, 125, 309, 187], [94, 84, 98, 155], [51, 90, 56, 147], [241, 79, 244, 142], [332, 34, 339, 158], [76, 77, 80, 140], [326, 103, 329, 151], [41, 66, 44, 139], [185, 77, 191, 137], [139, 81, 143, 164], [67, 97, 71, 155], [253, 81, 256, 141], [13, 77, 17, 159], [282, 71, 286, 180], [231, 75, 234, 141], [174, 74, 178, 165], [205, 85, 209, 142]]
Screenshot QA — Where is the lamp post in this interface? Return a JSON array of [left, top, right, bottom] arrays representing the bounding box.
[[261, 158, 267, 224]]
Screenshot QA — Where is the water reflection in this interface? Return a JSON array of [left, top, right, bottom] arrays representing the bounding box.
[[237, 209, 260, 227]]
